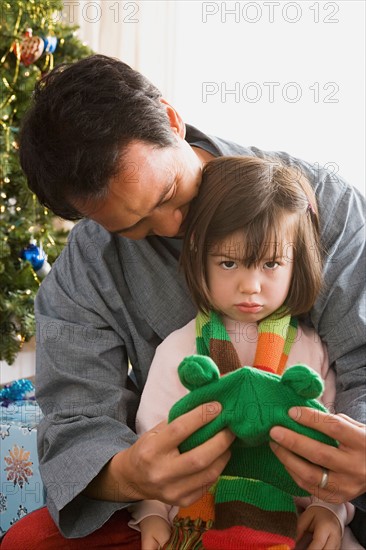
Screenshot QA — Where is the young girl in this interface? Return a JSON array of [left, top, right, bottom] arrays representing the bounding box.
[[128, 156, 361, 550]]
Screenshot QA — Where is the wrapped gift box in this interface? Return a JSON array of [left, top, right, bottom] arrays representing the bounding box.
[[0, 400, 44, 536]]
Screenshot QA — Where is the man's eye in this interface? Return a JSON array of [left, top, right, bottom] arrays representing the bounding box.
[[263, 261, 279, 270], [220, 261, 237, 270]]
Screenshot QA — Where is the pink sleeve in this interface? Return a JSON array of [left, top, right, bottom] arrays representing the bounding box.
[[135, 320, 195, 435], [128, 500, 178, 532]]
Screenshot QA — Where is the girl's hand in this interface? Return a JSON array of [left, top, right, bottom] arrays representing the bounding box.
[[140, 515, 172, 550], [270, 408, 366, 502], [297, 506, 342, 550]]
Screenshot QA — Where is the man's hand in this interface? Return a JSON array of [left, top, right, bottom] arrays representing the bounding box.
[[269, 407, 366, 502], [85, 402, 235, 506]]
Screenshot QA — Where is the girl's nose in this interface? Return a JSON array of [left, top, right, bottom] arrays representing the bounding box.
[[238, 270, 261, 294]]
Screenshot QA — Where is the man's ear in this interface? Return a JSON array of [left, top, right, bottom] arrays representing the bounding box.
[[160, 98, 186, 138], [178, 355, 220, 391]]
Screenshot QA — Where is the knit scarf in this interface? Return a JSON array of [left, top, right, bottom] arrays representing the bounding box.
[[163, 308, 298, 550]]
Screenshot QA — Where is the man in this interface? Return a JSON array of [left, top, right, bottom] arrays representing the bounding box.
[[3, 55, 365, 548]]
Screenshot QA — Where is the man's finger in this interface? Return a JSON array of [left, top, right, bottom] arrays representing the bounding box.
[[178, 428, 234, 472], [269, 440, 326, 485], [337, 413, 365, 428], [147, 419, 168, 434], [269, 426, 343, 469], [269, 441, 347, 502], [159, 428, 234, 481], [158, 402, 223, 450], [287, 407, 365, 447], [158, 448, 232, 505]]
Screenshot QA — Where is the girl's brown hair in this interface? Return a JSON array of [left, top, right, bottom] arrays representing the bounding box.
[[181, 156, 322, 317]]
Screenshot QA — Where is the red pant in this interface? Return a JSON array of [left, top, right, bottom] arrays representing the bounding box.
[[0, 507, 141, 549]]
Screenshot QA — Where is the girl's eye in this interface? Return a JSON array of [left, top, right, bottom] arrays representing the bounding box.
[[220, 260, 237, 270], [263, 261, 279, 270]]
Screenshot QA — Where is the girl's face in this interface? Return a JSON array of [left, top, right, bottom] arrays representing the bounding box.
[[207, 231, 294, 323]]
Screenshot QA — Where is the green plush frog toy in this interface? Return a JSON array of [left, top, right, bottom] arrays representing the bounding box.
[[167, 356, 337, 550]]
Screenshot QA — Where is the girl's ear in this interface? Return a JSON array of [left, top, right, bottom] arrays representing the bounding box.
[[160, 98, 185, 139]]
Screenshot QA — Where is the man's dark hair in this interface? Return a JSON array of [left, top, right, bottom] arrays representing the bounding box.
[[19, 55, 176, 220]]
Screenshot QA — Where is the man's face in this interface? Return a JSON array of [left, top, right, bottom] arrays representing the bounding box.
[[78, 137, 204, 239]]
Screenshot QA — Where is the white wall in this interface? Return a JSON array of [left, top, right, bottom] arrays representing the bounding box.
[[171, 1, 365, 193], [1, 340, 35, 384], [66, 0, 365, 194]]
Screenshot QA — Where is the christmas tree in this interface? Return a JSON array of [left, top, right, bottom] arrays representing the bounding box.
[[0, 0, 92, 364]]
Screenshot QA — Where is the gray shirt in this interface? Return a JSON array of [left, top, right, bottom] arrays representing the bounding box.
[[35, 125, 366, 537]]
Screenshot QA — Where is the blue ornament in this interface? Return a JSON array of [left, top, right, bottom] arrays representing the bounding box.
[[20, 240, 51, 277], [42, 36, 58, 54]]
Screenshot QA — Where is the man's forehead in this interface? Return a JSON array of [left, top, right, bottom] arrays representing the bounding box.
[[111, 152, 175, 206], [113, 139, 174, 184], [119, 139, 175, 170]]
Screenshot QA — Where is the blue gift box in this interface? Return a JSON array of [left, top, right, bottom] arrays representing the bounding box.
[[0, 400, 44, 536]]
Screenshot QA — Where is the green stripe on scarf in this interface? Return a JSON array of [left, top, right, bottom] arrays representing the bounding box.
[[196, 310, 233, 354], [217, 477, 296, 512]]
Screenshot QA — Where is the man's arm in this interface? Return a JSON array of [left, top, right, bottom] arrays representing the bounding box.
[[35, 225, 140, 537]]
